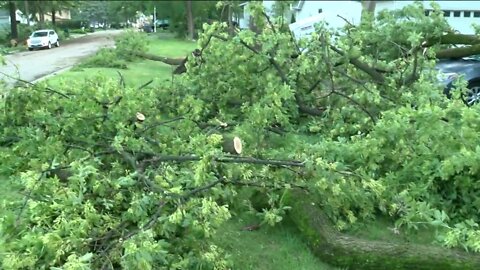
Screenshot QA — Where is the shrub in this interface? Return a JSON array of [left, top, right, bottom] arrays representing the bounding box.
[[114, 30, 149, 62], [56, 20, 86, 30], [80, 48, 127, 69], [81, 31, 149, 69], [69, 29, 87, 35], [17, 24, 36, 43], [55, 28, 68, 40]]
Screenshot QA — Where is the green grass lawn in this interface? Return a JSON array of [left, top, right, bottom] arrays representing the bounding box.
[[213, 212, 336, 270], [45, 32, 196, 89], [345, 214, 441, 246]]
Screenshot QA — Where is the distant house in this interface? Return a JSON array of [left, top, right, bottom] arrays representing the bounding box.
[[0, 9, 30, 30], [238, 1, 362, 30], [37, 10, 71, 22], [0, 9, 10, 29], [375, 1, 480, 34], [239, 0, 480, 34]]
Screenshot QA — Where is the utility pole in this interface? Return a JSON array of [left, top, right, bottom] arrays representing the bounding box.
[[153, 6, 156, 33]]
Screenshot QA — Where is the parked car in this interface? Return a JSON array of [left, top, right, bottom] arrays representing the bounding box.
[[436, 56, 480, 106], [27, 29, 60, 51], [142, 24, 154, 33], [155, 19, 170, 30]]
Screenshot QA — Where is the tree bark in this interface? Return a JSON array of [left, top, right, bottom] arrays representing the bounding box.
[[436, 45, 480, 59], [185, 0, 194, 40], [221, 135, 242, 155], [249, 14, 262, 35], [24, 0, 30, 26], [134, 52, 185, 66], [425, 33, 480, 47], [284, 190, 480, 270], [39, 5, 45, 25], [227, 3, 233, 35], [51, 8, 56, 25], [362, 1, 377, 13], [360, 1, 376, 25], [9, 1, 18, 40]]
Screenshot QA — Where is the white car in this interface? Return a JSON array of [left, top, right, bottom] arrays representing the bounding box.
[[27, 29, 60, 51]]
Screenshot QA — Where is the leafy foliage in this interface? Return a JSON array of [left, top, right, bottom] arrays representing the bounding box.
[[176, 1, 480, 251], [81, 31, 148, 69], [1, 78, 234, 269], [114, 30, 150, 61], [80, 48, 128, 69], [2, 2, 480, 269]]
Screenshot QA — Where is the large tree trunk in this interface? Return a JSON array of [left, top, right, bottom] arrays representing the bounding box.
[[9, 1, 18, 40], [360, 1, 376, 25], [362, 1, 377, 13], [248, 14, 261, 35], [51, 8, 56, 25], [134, 52, 185, 65], [424, 33, 480, 59], [185, 0, 194, 40], [436, 45, 480, 59], [284, 190, 480, 270], [227, 4, 234, 35], [24, 0, 30, 26], [38, 5, 45, 25]]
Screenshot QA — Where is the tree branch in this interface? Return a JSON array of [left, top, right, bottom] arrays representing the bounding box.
[[435, 44, 480, 59], [141, 155, 305, 167], [424, 33, 480, 47], [134, 52, 185, 65], [329, 45, 385, 83], [0, 70, 71, 98]]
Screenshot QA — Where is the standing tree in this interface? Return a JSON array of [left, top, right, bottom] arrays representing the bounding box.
[[48, 1, 77, 25], [361, 0, 376, 25], [8, 1, 18, 40], [185, 0, 194, 39], [24, 0, 30, 25]]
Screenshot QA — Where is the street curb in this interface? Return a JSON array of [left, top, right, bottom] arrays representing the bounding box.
[[30, 66, 75, 84]]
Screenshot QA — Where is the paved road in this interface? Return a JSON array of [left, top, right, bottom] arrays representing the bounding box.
[[0, 30, 124, 87]]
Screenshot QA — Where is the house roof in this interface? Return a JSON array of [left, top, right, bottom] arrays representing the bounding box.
[[291, 0, 305, 11]]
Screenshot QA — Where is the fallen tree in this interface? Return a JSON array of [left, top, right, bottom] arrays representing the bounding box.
[[4, 2, 480, 270], [134, 51, 185, 66], [135, 26, 480, 76], [286, 191, 480, 270]]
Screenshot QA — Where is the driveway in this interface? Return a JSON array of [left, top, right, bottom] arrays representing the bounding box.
[[0, 29, 124, 87]]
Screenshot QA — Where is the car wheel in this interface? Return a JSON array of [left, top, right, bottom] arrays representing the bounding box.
[[464, 82, 480, 106], [55, 40, 60, 47], [28, 48, 33, 51], [47, 42, 52, 49]]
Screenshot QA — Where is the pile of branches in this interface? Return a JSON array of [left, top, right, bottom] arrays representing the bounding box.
[[3, 3, 480, 269]]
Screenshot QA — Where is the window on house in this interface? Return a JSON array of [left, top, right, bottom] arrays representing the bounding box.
[[474, 11, 480, 17], [464, 11, 471, 17], [453, 11, 461, 17], [318, 9, 322, 14], [424, 10, 430, 16], [444, 10, 450, 17]]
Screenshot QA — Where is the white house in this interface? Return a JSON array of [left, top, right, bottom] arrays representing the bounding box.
[[238, 1, 480, 35], [375, 1, 480, 34]]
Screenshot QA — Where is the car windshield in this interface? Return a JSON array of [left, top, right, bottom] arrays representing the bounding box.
[[32, 31, 48, 37]]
